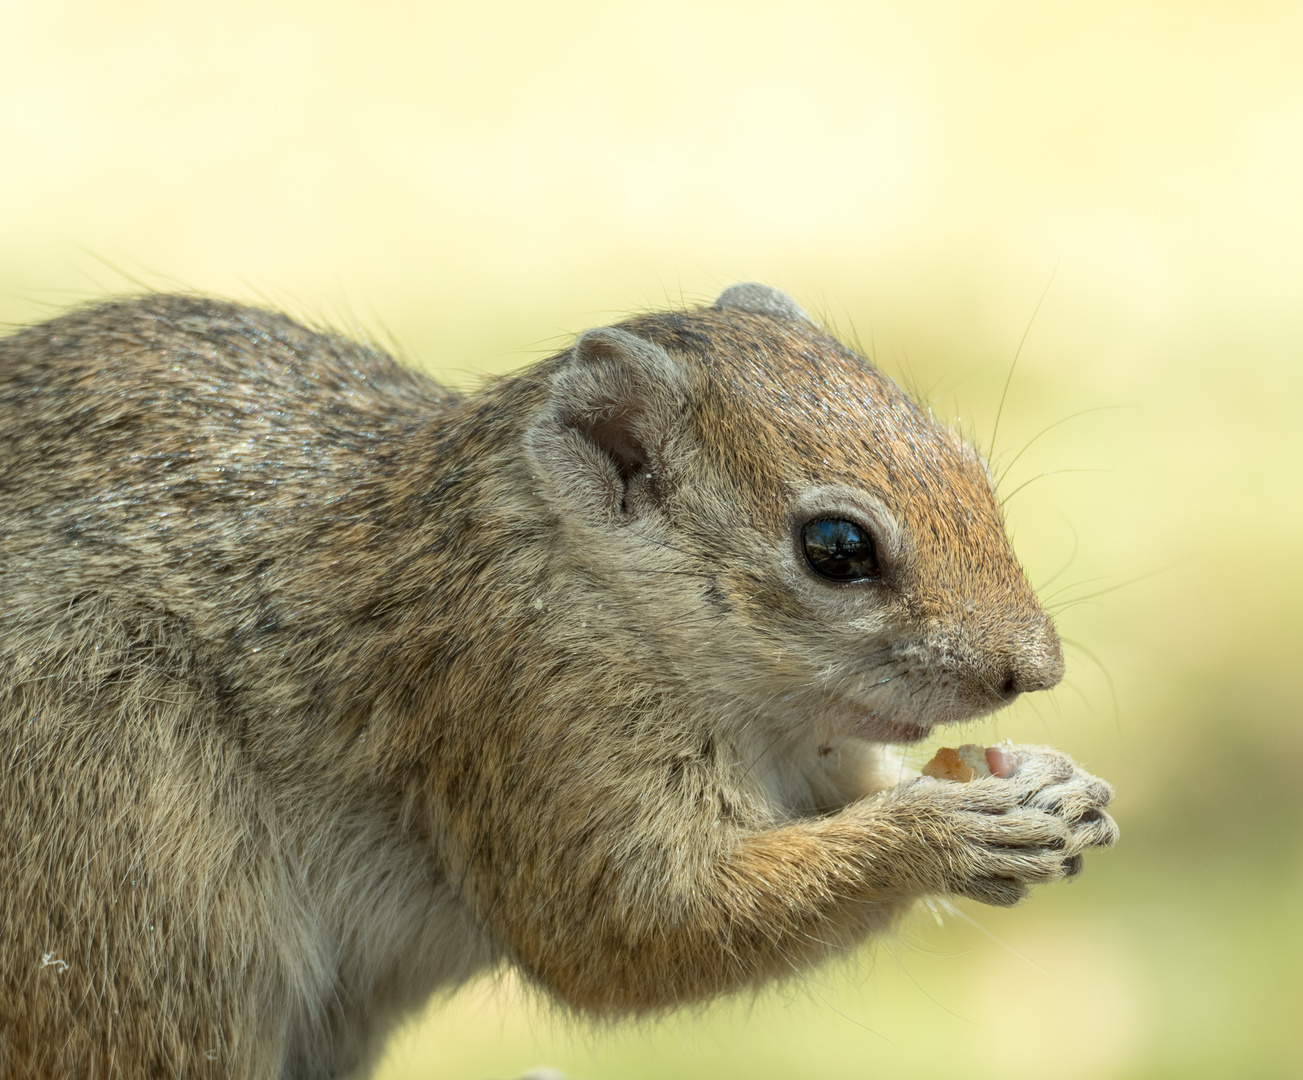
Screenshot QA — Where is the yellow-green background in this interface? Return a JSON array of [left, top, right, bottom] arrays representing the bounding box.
[[3, 3, 1300, 1077]]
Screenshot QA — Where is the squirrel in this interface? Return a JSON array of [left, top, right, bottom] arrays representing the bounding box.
[[0, 283, 1117, 1078]]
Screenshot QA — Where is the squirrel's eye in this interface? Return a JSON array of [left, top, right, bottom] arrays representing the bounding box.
[[801, 518, 881, 582]]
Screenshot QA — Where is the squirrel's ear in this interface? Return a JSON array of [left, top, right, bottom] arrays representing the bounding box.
[[713, 282, 810, 323], [525, 327, 691, 523]]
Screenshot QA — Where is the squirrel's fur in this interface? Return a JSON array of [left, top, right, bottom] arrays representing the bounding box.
[[0, 286, 1116, 1078]]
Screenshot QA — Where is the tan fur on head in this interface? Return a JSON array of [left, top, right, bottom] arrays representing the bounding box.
[[0, 288, 1114, 1076]]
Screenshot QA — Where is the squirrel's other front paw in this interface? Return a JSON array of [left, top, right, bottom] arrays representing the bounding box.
[[896, 744, 1117, 907]]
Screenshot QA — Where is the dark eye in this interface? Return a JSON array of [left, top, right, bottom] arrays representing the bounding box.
[[801, 518, 881, 582]]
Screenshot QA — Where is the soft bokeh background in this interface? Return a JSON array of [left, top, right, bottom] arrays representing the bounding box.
[[3, 2, 1300, 1077]]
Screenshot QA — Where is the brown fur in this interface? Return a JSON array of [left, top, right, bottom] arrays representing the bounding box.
[[0, 287, 1116, 1078]]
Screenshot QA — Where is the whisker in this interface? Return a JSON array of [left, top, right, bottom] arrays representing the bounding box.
[[993, 405, 1127, 490], [1045, 598, 1102, 617], [998, 467, 1111, 508], [1040, 573, 1113, 605], [1059, 637, 1120, 731], [988, 261, 1059, 461], [1045, 558, 1190, 606], [1035, 517, 1081, 593]]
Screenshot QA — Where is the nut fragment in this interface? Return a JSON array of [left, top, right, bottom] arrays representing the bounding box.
[[922, 743, 1010, 782]]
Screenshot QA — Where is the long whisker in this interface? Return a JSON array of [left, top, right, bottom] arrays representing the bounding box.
[[993, 405, 1128, 490], [1048, 558, 1190, 606], [989, 260, 1059, 460], [1059, 637, 1120, 731], [1036, 517, 1081, 593], [998, 467, 1111, 508], [1040, 573, 1114, 605]]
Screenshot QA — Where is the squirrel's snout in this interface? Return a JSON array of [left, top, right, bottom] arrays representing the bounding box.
[[922, 614, 1066, 717], [995, 621, 1065, 700]]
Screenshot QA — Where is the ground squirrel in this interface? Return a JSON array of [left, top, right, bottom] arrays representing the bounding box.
[[0, 284, 1117, 1078]]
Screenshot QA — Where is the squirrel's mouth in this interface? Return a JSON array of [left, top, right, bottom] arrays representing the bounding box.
[[850, 715, 934, 744]]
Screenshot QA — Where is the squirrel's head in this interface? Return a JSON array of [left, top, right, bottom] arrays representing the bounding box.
[[522, 284, 1062, 749]]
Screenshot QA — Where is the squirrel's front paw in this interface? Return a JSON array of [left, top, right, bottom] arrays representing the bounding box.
[[897, 745, 1118, 907]]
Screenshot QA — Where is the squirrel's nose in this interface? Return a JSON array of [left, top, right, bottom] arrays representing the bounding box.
[[996, 620, 1065, 700]]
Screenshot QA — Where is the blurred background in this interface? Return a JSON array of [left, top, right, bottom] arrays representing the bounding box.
[[2, 2, 1300, 1076]]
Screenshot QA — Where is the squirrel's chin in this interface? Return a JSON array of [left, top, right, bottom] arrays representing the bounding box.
[[848, 716, 934, 744]]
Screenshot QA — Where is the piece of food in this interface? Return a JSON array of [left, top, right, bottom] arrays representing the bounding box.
[[922, 743, 1012, 781]]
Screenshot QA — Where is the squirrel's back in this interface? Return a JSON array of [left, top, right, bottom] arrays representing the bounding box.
[[0, 293, 453, 568], [0, 295, 466, 697]]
